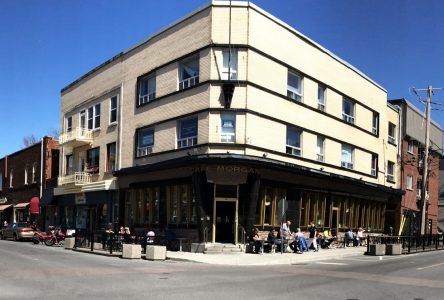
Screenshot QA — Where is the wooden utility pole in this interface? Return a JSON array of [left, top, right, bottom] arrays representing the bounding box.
[[419, 86, 431, 235]]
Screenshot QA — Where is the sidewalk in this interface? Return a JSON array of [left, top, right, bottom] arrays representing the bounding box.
[[72, 245, 367, 266]]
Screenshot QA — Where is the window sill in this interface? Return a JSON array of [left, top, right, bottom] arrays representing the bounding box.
[[388, 141, 397, 147], [387, 179, 396, 184], [406, 188, 413, 191], [108, 122, 117, 127]]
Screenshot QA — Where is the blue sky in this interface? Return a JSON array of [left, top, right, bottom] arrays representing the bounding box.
[[1, 0, 444, 157]]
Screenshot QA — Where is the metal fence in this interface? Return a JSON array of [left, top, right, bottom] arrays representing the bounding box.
[[366, 234, 444, 254]]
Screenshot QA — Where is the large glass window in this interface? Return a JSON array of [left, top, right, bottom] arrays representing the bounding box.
[[342, 98, 355, 124], [136, 127, 154, 157], [255, 187, 286, 227], [178, 118, 198, 148], [86, 147, 100, 174], [179, 56, 199, 90], [222, 49, 238, 80], [287, 71, 303, 102], [220, 113, 235, 143], [286, 127, 302, 156], [106, 143, 116, 172], [317, 84, 326, 111], [87, 104, 101, 130], [138, 73, 156, 105], [341, 144, 354, 169], [166, 184, 196, 225], [109, 96, 118, 124]]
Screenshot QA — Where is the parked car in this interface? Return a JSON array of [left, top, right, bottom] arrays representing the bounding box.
[[1, 222, 35, 241]]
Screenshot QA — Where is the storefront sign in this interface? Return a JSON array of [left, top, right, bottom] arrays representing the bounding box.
[[75, 193, 86, 205], [203, 165, 256, 185]]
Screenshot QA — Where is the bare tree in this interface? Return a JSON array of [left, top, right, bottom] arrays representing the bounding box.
[[23, 134, 39, 147]]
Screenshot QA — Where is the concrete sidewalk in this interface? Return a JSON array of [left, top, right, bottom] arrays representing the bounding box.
[[166, 246, 367, 266]]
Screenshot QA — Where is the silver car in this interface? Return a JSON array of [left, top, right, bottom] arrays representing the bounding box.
[[1, 222, 35, 241]]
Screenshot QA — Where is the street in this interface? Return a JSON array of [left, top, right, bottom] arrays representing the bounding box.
[[0, 240, 443, 300]]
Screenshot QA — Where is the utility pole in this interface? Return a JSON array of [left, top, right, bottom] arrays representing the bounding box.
[[412, 85, 444, 235]]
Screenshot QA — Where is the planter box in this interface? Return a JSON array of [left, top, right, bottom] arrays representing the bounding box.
[[64, 237, 75, 249], [369, 244, 385, 256], [386, 244, 402, 255], [191, 243, 205, 253], [146, 245, 166, 260], [122, 244, 142, 259]]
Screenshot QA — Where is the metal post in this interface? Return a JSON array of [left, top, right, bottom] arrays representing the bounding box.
[[90, 231, 94, 252]]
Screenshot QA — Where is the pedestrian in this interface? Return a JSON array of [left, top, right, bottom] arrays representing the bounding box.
[[307, 221, 318, 251], [3, 220, 8, 229]]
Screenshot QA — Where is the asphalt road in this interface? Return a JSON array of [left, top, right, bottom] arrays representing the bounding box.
[[0, 240, 443, 300]]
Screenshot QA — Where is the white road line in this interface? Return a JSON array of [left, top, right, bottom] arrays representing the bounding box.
[[416, 262, 444, 270], [315, 262, 348, 266]]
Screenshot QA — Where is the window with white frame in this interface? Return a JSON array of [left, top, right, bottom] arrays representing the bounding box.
[[109, 96, 118, 124], [179, 56, 199, 90], [138, 73, 156, 105], [106, 142, 117, 172], [66, 116, 72, 132], [387, 161, 395, 182], [372, 113, 379, 135], [220, 113, 235, 143], [87, 104, 101, 130], [316, 136, 325, 162], [408, 140, 414, 153], [388, 122, 396, 144], [9, 169, 13, 188], [136, 127, 154, 157], [177, 117, 198, 148], [371, 155, 378, 176], [342, 98, 355, 124], [287, 71, 303, 102], [286, 127, 302, 156], [341, 144, 354, 169], [86, 147, 100, 174], [80, 110, 86, 130], [406, 175, 413, 190], [222, 48, 238, 80], [317, 84, 326, 111]]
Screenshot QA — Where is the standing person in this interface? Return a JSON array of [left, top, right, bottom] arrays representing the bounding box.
[[280, 220, 292, 252], [307, 221, 318, 252]]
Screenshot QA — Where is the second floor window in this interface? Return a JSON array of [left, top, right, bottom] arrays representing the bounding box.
[[372, 113, 379, 135], [287, 71, 303, 102], [66, 154, 74, 175], [109, 96, 118, 124], [9, 169, 13, 188], [80, 110, 86, 130], [87, 104, 101, 130], [66, 116, 72, 132], [138, 73, 156, 105], [179, 57, 199, 90], [342, 98, 355, 124], [341, 144, 354, 169], [86, 147, 100, 174], [406, 175, 413, 190], [286, 127, 302, 156], [316, 136, 325, 162], [24, 166, 28, 185], [106, 143, 116, 172], [137, 127, 154, 157], [178, 118, 198, 148], [387, 161, 395, 182], [317, 84, 326, 111], [388, 122, 396, 144], [222, 49, 238, 80], [371, 155, 378, 176], [220, 113, 236, 143]]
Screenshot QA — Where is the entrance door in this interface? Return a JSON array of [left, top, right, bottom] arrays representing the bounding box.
[[331, 208, 339, 236], [215, 201, 235, 243]]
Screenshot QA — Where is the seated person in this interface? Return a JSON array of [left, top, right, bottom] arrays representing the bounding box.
[[345, 228, 355, 247], [290, 228, 306, 253], [265, 228, 278, 253], [248, 228, 262, 254]]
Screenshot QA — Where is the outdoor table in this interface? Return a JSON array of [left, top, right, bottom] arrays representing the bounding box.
[[177, 237, 187, 252]]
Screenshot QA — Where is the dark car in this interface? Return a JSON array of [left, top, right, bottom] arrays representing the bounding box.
[[1, 222, 34, 241]]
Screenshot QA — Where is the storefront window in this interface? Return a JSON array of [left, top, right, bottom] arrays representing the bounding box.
[[166, 184, 195, 226]]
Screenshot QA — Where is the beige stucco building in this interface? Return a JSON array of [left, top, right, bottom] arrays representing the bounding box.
[[56, 1, 401, 245]]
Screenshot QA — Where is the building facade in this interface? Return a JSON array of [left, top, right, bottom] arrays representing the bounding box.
[[0, 136, 59, 229], [59, 1, 401, 244], [389, 99, 443, 235]]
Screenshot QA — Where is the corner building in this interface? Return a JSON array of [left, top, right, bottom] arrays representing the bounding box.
[[59, 1, 401, 244]]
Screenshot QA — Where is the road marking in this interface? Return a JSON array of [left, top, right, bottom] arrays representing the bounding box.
[[315, 262, 348, 266], [416, 262, 444, 270]]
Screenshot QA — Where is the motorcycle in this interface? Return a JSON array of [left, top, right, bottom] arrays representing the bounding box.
[[44, 226, 66, 246], [32, 229, 52, 245]]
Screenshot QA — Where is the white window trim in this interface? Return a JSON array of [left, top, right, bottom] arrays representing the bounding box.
[[222, 49, 238, 80], [66, 116, 72, 132], [139, 74, 156, 105], [137, 128, 154, 158], [316, 136, 325, 162], [179, 57, 200, 90], [286, 128, 302, 157], [87, 104, 101, 130], [406, 175, 413, 190], [407, 140, 414, 153], [287, 71, 303, 102], [387, 161, 395, 182], [177, 118, 198, 149], [317, 85, 326, 112], [388, 123, 396, 144], [109, 95, 118, 125], [341, 145, 354, 169], [372, 114, 379, 135], [220, 113, 236, 143], [342, 98, 355, 124]]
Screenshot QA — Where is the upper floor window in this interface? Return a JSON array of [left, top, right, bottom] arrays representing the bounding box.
[[136, 127, 154, 157], [342, 98, 355, 124], [9, 169, 13, 188], [387, 161, 395, 182], [341, 144, 354, 169], [138, 73, 156, 105], [179, 56, 199, 90], [316, 136, 325, 162], [0, 172, 2, 191], [87, 104, 101, 130], [287, 71, 303, 102], [86, 147, 100, 174], [32, 162, 37, 183], [80, 110, 86, 129], [109, 96, 118, 124], [66, 154, 74, 175], [407, 140, 414, 153], [178, 117, 198, 149], [24, 165, 28, 185], [220, 113, 236, 143], [66, 116, 72, 132], [286, 127, 302, 156], [388, 122, 396, 144], [317, 84, 326, 111], [371, 155, 378, 176], [222, 49, 238, 80], [106, 142, 116, 172], [372, 113, 379, 135], [406, 175, 413, 190]]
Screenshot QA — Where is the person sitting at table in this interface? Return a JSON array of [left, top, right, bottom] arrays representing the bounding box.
[[249, 228, 262, 254], [290, 228, 306, 254], [345, 228, 355, 247], [265, 227, 278, 253]]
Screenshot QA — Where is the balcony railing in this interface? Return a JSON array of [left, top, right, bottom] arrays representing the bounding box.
[[342, 113, 355, 124], [177, 136, 197, 149], [58, 172, 92, 186], [179, 75, 199, 90], [341, 161, 354, 169], [59, 128, 93, 146]]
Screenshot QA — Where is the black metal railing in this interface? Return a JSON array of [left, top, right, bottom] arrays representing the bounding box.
[[366, 234, 444, 254]]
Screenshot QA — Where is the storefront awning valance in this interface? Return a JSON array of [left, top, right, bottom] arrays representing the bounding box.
[[14, 202, 29, 209], [29, 197, 40, 214], [0, 204, 12, 212]]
